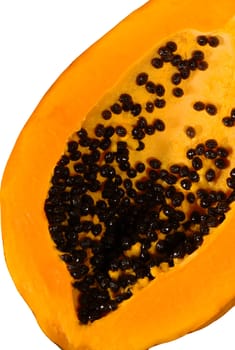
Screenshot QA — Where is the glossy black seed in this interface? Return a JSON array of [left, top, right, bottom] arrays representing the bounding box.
[[95, 124, 105, 137], [110, 103, 122, 115], [58, 155, 70, 166], [155, 84, 165, 97], [205, 168, 216, 182], [154, 98, 166, 108], [172, 87, 184, 97], [208, 36, 219, 47], [67, 140, 78, 153], [171, 72, 181, 85], [222, 116, 234, 127], [101, 109, 112, 120], [180, 68, 190, 80], [149, 158, 161, 169], [217, 147, 229, 158], [91, 224, 102, 236], [158, 46, 173, 62], [104, 126, 115, 138], [205, 139, 218, 149], [136, 140, 145, 151], [189, 170, 200, 182], [131, 103, 142, 116], [179, 165, 190, 178], [145, 101, 154, 113], [135, 162, 145, 173], [119, 93, 132, 104], [215, 158, 227, 169], [186, 148, 196, 160], [195, 143, 205, 155], [132, 127, 145, 140], [171, 54, 182, 66], [104, 152, 115, 164], [151, 57, 163, 68], [180, 178, 192, 190], [205, 149, 217, 159], [145, 124, 155, 135], [197, 35, 208, 46], [136, 72, 148, 85], [127, 168, 137, 178], [99, 138, 111, 150], [166, 41, 177, 52], [205, 103, 217, 115], [169, 164, 181, 174], [186, 126, 196, 138], [227, 177, 235, 189], [187, 192, 196, 203], [230, 168, 235, 178], [197, 60, 208, 71], [188, 58, 197, 71], [193, 101, 205, 111], [145, 81, 156, 94], [154, 119, 165, 131], [192, 50, 204, 61], [171, 192, 184, 207], [192, 156, 203, 170]]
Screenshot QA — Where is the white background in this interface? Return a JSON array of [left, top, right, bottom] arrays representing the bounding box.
[[0, 1, 235, 349]]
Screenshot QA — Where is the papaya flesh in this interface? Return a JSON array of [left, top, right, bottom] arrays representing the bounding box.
[[2, 0, 235, 349]]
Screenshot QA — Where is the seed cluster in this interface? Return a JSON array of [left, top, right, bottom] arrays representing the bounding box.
[[45, 33, 235, 324]]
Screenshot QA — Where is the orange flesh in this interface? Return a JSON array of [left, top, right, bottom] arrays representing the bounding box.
[[2, 0, 235, 349]]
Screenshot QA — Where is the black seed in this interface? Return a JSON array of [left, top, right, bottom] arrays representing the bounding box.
[[195, 143, 205, 155], [110, 103, 122, 115], [136, 72, 148, 85], [217, 147, 229, 158], [230, 168, 235, 178], [131, 103, 142, 116], [145, 124, 155, 135], [192, 50, 205, 61], [99, 138, 111, 150], [127, 168, 137, 178], [115, 125, 126, 137], [171, 54, 182, 66], [180, 178, 192, 190], [135, 162, 145, 173], [192, 157, 203, 170], [197, 60, 208, 71], [205, 138, 217, 149], [187, 192, 196, 203], [145, 101, 154, 113], [180, 68, 190, 80], [205, 150, 217, 159], [186, 126, 196, 138], [169, 164, 181, 174], [154, 119, 165, 131], [155, 84, 165, 97], [227, 177, 235, 189], [222, 116, 234, 127], [119, 93, 132, 104], [179, 165, 190, 178], [205, 168, 216, 182], [171, 72, 181, 85], [197, 35, 208, 46], [171, 192, 184, 207], [145, 81, 156, 94], [104, 151, 115, 163], [95, 124, 105, 137], [149, 158, 161, 169], [136, 140, 145, 151], [166, 41, 177, 52], [154, 98, 166, 108], [158, 46, 173, 62], [208, 36, 219, 47], [215, 158, 227, 169], [193, 101, 205, 111], [172, 87, 184, 97], [186, 148, 196, 159], [132, 127, 145, 140], [205, 104, 217, 115], [67, 140, 78, 153], [151, 57, 163, 68], [101, 109, 112, 120], [104, 126, 115, 138], [188, 58, 197, 71]]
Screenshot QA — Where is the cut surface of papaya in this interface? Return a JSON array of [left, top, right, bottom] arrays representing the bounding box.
[[2, 0, 235, 349]]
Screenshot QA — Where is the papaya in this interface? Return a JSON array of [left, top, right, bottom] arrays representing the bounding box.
[[2, 0, 235, 349]]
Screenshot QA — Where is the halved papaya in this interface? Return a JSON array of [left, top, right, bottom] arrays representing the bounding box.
[[2, 0, 235, 349]]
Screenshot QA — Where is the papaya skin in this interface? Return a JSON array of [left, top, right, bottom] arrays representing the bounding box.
[[2, 0, 235, 349]]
